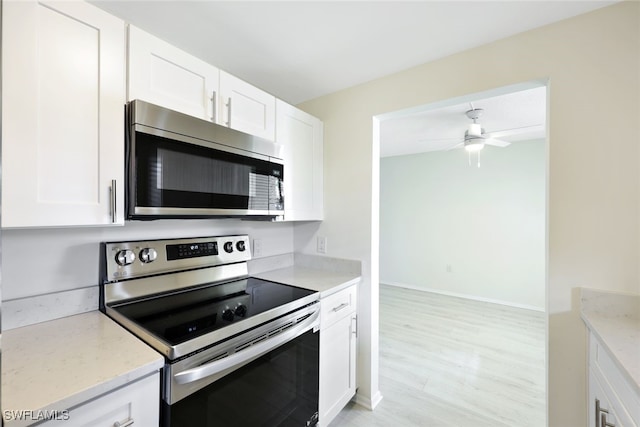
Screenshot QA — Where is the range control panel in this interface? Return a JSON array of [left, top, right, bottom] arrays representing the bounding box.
[[103, 235, 251, 282], [167, 241, 219, 260]]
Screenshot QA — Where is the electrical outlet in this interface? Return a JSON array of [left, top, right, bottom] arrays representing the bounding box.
[[316, 236, 327, 254], [253, 239, 263, 257], [446, 264, 452, 273]]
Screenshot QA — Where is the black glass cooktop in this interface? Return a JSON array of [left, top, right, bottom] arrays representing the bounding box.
[[112, 278, 314, 345]]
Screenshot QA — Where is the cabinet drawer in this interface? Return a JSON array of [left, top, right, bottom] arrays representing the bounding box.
[[589, 332, 640, 427], [41, 373, 160, 427], [321, 286, 357, 329]]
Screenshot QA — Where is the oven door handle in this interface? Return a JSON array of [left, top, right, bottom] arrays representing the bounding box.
[[174, 309, 319, 385]]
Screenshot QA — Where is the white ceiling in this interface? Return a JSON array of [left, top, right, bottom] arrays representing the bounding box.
[[91, 0, 617, 105], [380, 86, 547, 158]]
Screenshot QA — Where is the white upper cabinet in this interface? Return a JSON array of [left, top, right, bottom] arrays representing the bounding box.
[[128, 27, 275, 140], [219, 71, 276, 140], [276, 100, 324, 221], [2, 0, 125, 228], [127, 25, 219, 122]]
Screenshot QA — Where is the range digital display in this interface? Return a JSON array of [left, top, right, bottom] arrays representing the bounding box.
[[166, 241, 218, 260]]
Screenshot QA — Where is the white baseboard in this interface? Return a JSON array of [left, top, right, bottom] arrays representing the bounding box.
[[381, 281, 545, 312], [353, 390, 383, 410]]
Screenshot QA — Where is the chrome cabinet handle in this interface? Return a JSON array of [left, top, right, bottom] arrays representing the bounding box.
[[351, 315, 357, 337], [210, 90, 217, 122], [601, 413, 615, 427], [596, 399, 607, 427], [110, 179, 117, 223], [596, 399, 615, 427], [332, 302, 349, 313], [113, 419, 134, 427], [225, 97, 232, 126]]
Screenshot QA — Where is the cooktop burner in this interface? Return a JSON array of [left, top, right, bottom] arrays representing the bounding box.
[[112, 277, 315, 345]]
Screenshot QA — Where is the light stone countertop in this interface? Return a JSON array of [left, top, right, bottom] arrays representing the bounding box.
[[581, 288, 640, 396], [2, 311, 164, 426], [253, 265, 361, 298]]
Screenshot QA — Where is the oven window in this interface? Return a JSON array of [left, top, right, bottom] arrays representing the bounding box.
[[133, 131, 283, 211], [164, 329, 319, 427]]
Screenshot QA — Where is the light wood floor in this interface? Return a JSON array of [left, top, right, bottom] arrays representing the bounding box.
[[330, 284, 546, 427]]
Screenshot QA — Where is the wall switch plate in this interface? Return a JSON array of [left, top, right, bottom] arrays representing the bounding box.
[[446, 264, 452, 273], [316, 236, 327, 254], [253, 239, 263, 257]]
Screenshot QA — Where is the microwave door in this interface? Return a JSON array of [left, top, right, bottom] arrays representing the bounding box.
[[130, 129, 282, 219]]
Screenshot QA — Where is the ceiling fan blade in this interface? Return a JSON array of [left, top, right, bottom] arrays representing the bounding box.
[[485, 138, 511, 147], [484, 124, 544, 139], [446, 142, 464, 151]]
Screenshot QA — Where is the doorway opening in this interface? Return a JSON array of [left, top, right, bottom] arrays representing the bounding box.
[[372, 80, 548, 425]]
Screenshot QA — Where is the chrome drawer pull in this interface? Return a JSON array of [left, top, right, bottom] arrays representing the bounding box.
[[332, 302, 349, 313], [113, 418, 134, 427]]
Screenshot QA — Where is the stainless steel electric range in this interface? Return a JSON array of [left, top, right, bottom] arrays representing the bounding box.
[[100, 235, 320, 427]]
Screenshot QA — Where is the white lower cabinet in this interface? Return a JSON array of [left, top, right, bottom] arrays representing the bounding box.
[[42, 374, 159, 427], [588, 332, 639, 427], [319, 285, 358, 427]]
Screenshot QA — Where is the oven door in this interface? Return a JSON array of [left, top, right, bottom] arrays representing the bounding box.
[[163, 306, 320, 427], [128, 124, 284, 219]]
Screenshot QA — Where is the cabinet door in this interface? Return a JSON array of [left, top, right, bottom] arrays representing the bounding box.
[[220, 71, 276, 140], [41, 373, 160, 427], [2, 0, 125, 227], [276, 100, 324, 221], [319, 313, 357, 427], [589, 333, 640, 427], [128, 25, 219, 122]]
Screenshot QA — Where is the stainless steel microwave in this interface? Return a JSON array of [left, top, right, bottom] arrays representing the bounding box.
[[126, 100, 284, 220]]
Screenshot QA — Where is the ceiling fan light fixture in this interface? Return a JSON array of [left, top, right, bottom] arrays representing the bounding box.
[[464, 138, 485, 152]]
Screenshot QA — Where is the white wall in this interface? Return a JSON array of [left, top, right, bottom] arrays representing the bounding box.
[[380, 140, 546, 310], [295, 3, 639, 426], [2, 219, 293, 300]]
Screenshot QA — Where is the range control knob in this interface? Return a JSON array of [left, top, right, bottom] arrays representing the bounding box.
[[139, 248, 158, 264], [223, 241, 234, 253], [236, 241, 246, 252], [234, 304, 247, 317], [222, 309, 235, 322], [115, 249, 135, 266]]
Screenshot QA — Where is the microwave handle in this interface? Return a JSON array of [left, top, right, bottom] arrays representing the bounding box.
[[174, 309, 319, 385]]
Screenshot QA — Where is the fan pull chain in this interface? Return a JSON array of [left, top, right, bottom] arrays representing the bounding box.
[[467, 151, 481, 168]]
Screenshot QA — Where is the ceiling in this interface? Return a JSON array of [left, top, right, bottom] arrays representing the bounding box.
[[380, 86, 547, 158], [91, 0, 617, 105]]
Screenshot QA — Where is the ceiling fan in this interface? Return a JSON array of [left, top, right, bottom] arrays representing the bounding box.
[[453, 106, 511, 152]]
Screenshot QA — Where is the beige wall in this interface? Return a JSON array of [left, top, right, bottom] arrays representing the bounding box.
[[295, 2, 640, 425]]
